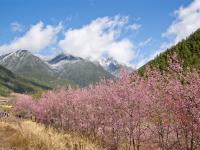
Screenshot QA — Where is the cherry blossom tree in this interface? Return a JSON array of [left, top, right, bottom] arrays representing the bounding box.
[[15, 54, 200, 150]]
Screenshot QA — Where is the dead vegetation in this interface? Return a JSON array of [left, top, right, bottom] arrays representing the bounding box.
[[0, 120, 105, 150]]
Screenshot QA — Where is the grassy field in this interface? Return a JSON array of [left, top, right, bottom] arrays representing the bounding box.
[[0, 120, 105, 150]]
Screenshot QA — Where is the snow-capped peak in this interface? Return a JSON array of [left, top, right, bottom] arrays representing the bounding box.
[[98, 57, 133, 77], [48, 53, 82, 65], [99, 57, 119, 67], [0, 50, 31, 62], [98, 57, 123, 76]]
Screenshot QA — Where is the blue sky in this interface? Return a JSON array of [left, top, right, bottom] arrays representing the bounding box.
[[0, 0, 199, 68]]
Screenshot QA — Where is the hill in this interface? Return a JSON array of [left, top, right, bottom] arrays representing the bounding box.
[[0, 65, 50, 96], [141, 28, 200, 72]]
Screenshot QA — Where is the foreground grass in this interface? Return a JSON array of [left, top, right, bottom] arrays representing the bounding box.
[[0, 120, 105, 150]]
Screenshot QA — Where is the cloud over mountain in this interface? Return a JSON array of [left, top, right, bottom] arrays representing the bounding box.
[[59, 16, 136, 66]]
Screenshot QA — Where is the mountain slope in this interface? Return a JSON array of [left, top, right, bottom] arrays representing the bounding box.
[[141, 28, 200, 72], [0, 50, 56, 83], [0, 65, 50, 96], [49, 54, 113, 86]]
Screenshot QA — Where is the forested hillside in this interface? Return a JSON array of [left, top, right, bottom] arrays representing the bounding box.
[[142, 28, 200, 72]]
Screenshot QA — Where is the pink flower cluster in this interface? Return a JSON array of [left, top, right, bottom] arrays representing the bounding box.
[[15, 56, 200, 150]]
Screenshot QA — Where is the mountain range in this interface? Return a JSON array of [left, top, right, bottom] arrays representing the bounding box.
[[47, 53, 114, 86], [0, 50, 129, 89], [0, 28, 200, 96]]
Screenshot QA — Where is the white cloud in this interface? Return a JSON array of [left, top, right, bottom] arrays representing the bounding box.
[[146, 0, 200, 68], [118, 0, 200, 68], [59, 16, 135, 65], [139, 37, 152, 47], [10, 22, 23, 32], [134, 49, 162, 69], [0, 21, 62, 55], [35, 53, 54, 61], [129, 23, 142, 30], [163, 0, 200, 44]]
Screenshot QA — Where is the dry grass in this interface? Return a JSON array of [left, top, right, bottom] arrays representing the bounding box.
[[0, 121, 105, 150], [0, 104, 13, 113]]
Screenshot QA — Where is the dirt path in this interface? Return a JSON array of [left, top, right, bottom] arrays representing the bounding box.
[[0, 94, 18, 150]]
